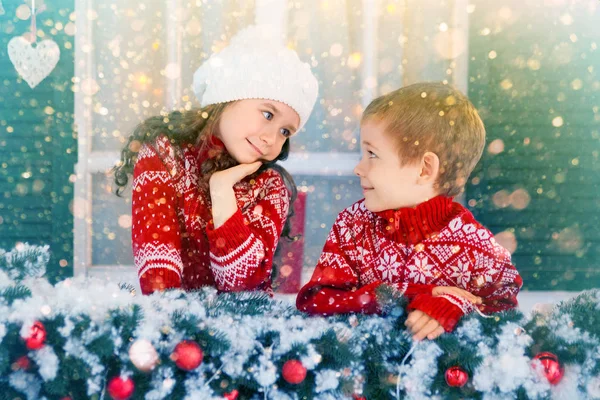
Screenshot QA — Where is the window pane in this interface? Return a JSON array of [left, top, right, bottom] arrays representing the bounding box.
[[91, 173, 133, 266], [89, 1, 255, 153], [90, 1, 167, 152], [287, 0, 363, 153], [378, 1, 460, 89]]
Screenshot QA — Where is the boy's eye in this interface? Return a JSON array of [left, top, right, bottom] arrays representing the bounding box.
[[368, 151, 377, 158], [280, 128, 291, 138], [262, 111, 274, 120]]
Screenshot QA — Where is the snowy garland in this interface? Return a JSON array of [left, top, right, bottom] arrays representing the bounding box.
[[1, 244, 600, 400]]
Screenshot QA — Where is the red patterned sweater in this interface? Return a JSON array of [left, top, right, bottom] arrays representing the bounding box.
[[132, 135, 289, 295], [296, 196, 523, 331]]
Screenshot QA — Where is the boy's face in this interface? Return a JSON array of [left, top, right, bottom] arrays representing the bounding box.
[[354, 120, 428, 212]]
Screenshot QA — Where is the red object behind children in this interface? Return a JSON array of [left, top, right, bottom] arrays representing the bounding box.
[[273, 191, 306, 293]]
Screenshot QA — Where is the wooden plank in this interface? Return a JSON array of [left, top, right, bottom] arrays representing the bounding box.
[[520, 270, 600, 291], [469, 184, 599, 199], [0, 223, 53, 237], [500, 239, 600, 256]]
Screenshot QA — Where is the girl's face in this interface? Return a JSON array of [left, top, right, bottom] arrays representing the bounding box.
[[217, 99, 300, 164]]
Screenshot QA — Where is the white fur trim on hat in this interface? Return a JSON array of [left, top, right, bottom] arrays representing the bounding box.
[[192, 25, 319, 132]]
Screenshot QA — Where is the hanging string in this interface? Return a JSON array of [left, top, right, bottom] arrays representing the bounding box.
[[28, 0, 47, 44], [473, 305, 494, 319], [99, 370, 108, 400], [203, 364, 224, 388], [29, 0, 36, 43], [395, 306, 495, 398], [396, 341, 418, 399]]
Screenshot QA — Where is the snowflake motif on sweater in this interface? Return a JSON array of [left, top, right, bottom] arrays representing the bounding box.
[[296, 196, 523, 332], [132, 135, 290, 295], [407, 254, 434, 284]]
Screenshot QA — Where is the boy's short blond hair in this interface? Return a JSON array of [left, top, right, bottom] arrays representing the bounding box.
[[362, 82, 486, 197]]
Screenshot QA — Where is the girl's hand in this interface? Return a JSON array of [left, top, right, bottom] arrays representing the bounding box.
[[432, 286, 482, 305], [208, 162, 262, 229], [209, 161, 262, 188]]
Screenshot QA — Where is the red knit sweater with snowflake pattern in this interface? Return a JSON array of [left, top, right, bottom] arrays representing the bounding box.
[[131, 134, 290, 295], [296, 195, 523, 332]]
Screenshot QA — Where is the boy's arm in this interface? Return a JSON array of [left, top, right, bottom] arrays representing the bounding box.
[[296, 208, 435, 315], [408, 238, 523, 332]]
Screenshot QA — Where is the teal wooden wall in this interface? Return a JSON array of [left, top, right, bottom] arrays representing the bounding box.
[[467, 1, 600, 290], [0, 1, 75, 282]]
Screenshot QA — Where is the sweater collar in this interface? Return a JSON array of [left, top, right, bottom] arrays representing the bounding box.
[[374, 195, 463, 245]]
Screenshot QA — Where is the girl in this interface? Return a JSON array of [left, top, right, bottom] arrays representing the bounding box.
[[113, 26, 319, 295]]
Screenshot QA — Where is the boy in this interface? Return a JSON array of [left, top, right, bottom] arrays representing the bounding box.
[[296, 82, 522, 341]]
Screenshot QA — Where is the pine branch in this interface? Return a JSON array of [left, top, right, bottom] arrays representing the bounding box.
[[1, 285, 32, 305]]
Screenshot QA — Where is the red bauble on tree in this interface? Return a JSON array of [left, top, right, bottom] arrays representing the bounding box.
[[445, 366, 469, 387], [171, 340, 203, 371], [25, 321, 46, 350], [107, 376, 135, 400], [282, 359, 307, 384], [352, 395, 367, 400], [223, 389, 239, 400], [533, 352, 564, 385]]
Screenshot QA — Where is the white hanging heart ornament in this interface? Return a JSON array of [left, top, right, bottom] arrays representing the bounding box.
[[8, 36, 60, 89]]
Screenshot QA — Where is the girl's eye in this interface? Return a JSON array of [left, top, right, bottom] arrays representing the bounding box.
[[280, 128, 291, 138], [368, 151, 377, 158], [262, 111, 273, 120]]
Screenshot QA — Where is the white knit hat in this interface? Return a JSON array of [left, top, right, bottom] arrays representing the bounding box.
[[192, 25, 319, 132]]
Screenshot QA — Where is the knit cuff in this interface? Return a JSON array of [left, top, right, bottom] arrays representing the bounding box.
[[139, 268, 182, 295], [206, 209, 253, 256], [401, 283, 436, 299], [407, 294, 465, 332]]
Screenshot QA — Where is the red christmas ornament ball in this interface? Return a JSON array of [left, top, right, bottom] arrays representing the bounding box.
[[223, 389, 239, 400], [25, 321, 46, 350], [282, 359, 307, 384], [533, 352, 564, 385], [353, 395, 367, 400], [445, 366, 469, 387], [171, 340, 204, 371], [107, 376, 135, 400]]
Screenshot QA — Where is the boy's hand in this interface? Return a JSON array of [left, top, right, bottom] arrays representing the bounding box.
[[209, 162, 262, 188], [432, 286, 482, 305], [405, 310, 445, 341]]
